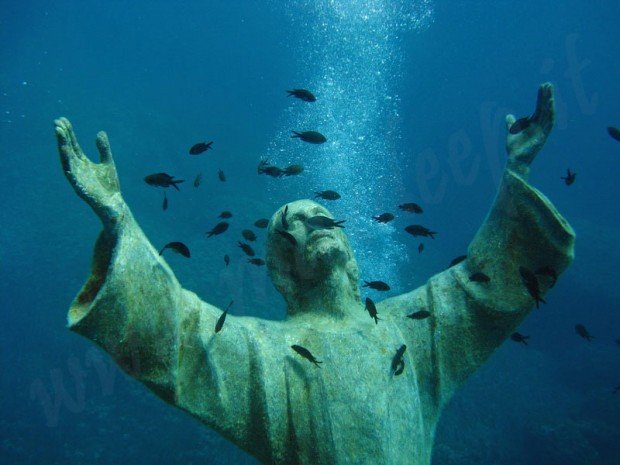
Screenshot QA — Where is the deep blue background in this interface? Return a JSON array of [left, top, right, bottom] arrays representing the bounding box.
[[1, 1, 619, 464]]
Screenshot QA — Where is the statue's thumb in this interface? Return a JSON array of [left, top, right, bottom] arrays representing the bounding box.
[[96, 131, 114, 165]]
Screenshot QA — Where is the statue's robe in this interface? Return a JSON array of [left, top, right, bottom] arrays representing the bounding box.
[[67, 169, 574, 465]]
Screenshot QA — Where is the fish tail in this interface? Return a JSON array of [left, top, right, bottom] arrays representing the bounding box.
[[171, 180, 184, 191], [158, 246, 167, 255], [334, 220, 346, 228], [291, 131, 301, 138]]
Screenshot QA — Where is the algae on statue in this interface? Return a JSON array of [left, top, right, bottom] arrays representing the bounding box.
[[55, 83, 574, 465]]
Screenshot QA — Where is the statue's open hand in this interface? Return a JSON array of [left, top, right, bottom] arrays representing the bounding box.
[[505, 82, 555, 170], [55, 117, 124, 228]]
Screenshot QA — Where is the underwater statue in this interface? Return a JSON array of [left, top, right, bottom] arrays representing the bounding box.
[[55, 83, 574, 465]]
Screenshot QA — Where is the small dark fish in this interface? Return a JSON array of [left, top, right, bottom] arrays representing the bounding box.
[[158, 241, 190, 258], [305, 215, 345, 230], [283, 164, 304, 176], [287, 89, 316, 102], [214, 301, 233, 333], [394, 361, 405, 376], [535, 265, 557, 288], [616, 338, 620, 348], [607, 126, 620, 142], [398, 203, 423, 214], [145, 173, 184, 191], [405, 225, 436, 239], [291, 130, 327, 144], [365, 297, 380, 324], [206, 222, 229, 238], [315, 190, 341, 200], [614, 384, 620, 395], [447, 255, 467, 269], [281, 205, 289, 230], [469, 272, 490, 283], [193, 173, 202, 187], [291, 344, 322, 367], [257, 160, 285, 178], [263, 166, 285, 178], [162, 192, 168, 211], [391, 344, 407, 376], [362, 280, 390, 291], [218, 169, 226, 182], [575, 324, 594, 342], [509, 116, 531, 134], [238, 241, 256, 257], [189, 141, 213, 155], [219, 211, 233, 219], [247, 258, 265, 266], [373, 213, 394, 223], [407, 310, 431, 320], [519, 266, 546, 308], [418, 243, 424, 254], [276, 229, 297, 247], [560, 168, 576, 186], [224, 254, 230, 267], [257, 159, 271, 173], [242, 229, 257, 242], [511, 332, 530, 345], [254, 218, 269, 229]]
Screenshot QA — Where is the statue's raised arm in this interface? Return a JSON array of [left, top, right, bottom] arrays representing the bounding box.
[[393, 83, 575, 405], [55, 118, 279, 460]]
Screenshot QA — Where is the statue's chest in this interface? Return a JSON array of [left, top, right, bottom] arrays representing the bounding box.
[[283, 326, 425, 463]]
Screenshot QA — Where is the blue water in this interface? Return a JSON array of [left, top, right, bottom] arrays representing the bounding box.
[[1, 1, 619, 463]]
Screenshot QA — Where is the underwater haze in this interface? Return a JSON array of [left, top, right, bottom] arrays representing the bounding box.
[[1, 0, 620, 464]]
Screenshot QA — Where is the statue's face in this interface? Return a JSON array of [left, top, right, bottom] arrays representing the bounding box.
[[266, 200, 351, 282]]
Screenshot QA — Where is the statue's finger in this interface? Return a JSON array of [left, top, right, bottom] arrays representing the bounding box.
[[532, 82, 554, 123], [541, 94, 555, 131], [505, 114, 516, 131], [55, 125, 84, 189], [55, 120, 77, 172], [96, 131, 115, 165], [58, 117, 87, 162]]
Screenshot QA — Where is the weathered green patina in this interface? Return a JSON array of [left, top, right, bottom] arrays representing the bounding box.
[[55, 83, 574, 465]]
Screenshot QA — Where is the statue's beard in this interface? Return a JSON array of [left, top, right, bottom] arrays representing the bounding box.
[[298, 233, 348, 281]]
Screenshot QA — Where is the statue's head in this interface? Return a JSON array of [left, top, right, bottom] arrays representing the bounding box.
[[266, 200, 360, 314]]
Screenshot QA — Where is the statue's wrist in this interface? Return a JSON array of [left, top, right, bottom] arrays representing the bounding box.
[[100, 194, 133, 235]]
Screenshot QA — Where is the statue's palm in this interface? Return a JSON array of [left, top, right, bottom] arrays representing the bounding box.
[[55, 117, 123, 227], [505, 82, 555, 167]]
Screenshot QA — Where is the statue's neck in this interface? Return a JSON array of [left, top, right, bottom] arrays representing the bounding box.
[[286, 270, 361, 320]]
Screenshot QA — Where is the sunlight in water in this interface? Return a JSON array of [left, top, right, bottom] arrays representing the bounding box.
[[267, 0, 433, 288]]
